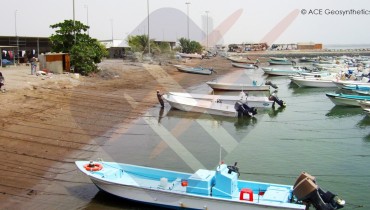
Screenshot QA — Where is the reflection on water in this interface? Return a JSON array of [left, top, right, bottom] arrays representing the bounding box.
[[267, 106, 286, 118], [326, 106, 364, 118], [88, 191, 153, 210]]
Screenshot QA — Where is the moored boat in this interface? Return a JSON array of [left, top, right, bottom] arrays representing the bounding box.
[[231, 62, 258, 69], [76, 160, 345, 210], [177, 52, 203, 59], [262, 67, 305, 76], [267, 57, 295, 65], [325, 93, 370, 106], [206, 81, 271, 91], [332, 78, 370, 89], [168, 92, 274, 108], [174, 65, 214, 75], [162, 94, 257, 117], [227, 56, 259, 64], [290, 75, 337, 88]]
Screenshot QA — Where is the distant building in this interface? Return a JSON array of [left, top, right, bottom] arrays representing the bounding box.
[[297, 42, 323, 50], [0, 36, 51, 63], [228, 43, 269, 52], [100, 39, 131, 59]]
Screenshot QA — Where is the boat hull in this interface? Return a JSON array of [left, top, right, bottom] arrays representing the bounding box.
[[290, 77, 337, 88], [76, 161, 306, 210], [168, 92, 273, 108], [206, 82, 270, 91], [163, 94, 237, 117], [262, 68, 302, 76], [231, 63, 256, 69], [174, 65, 212, 75], [325, 93, 370, 106]]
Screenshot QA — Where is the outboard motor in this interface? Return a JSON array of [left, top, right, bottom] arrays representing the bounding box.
[[293, 172, 345, 210], [265, 80, 278, 89], [269, 91, 286, 107], [234, 101, 257, 118]]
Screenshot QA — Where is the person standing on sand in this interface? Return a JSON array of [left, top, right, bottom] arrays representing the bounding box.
[[157, 90, 164, 107], [0, 72, 5, 93], [31, 57, 37, 75]]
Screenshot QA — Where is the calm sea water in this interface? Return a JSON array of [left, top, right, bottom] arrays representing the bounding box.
[[82, 66, 370, 210]]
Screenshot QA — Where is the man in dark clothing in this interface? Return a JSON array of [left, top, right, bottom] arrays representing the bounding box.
[[157, 90, 164, 107]]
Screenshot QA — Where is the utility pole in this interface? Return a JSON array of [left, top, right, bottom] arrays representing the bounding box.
[[205, 11, 209, 49], [185, 2, 191, 40], [147, 0, 150, 55]]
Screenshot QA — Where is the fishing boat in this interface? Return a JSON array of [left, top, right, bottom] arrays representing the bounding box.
[[342, 85, 370, 95], [267, 57, 294, 65], [227, 56, 259, 64], [325, 93, 370, 106], [262, 67, 305, 76], [162, 94, 257, 117], [231, 62, 258, 69], [206, 81, 271, 91], [331, 78, 370, 89], [76, 160, 345, 210], [290, 74, 338, 88], [174, 65, 213, 75], [168, 92, 274, 108], [177, 52, 203, 59]]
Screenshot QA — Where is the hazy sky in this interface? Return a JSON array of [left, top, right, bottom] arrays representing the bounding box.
[[1, 0, 370, 45]]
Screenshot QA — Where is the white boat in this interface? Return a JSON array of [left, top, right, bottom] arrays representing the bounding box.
[[206, 81, 271, 91], [168, 92, 274, 108], [290, 75, 337, 88], [227, 56, 259, 64], [174, 65, 213, 75], [163, 94, 259, 117], [163, 94, 236, 117], [231, 62, 258, 69], [177, 53, 203, 59], [262, 67, 304, 76], [76, 160, 345, 210], [325, 93, 370, 106], [332, 78, 370, 89]]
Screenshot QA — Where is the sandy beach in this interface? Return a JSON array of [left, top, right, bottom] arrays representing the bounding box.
[[0, 56, 234, 209]]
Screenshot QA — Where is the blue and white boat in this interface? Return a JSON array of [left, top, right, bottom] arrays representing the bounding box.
[[342, 85, 370, 95], [325, 93, 370, 106], [76, 160, 345, 210], [174, 65, 214, 75]]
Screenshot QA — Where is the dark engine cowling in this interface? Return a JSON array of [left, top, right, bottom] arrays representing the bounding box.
[[269, 92, 286, 107], [293, 172, 345, 210], [234, 101, 257, 118]]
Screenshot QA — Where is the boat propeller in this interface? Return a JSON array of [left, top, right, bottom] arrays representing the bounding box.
[[227, 162, 240, 177]]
